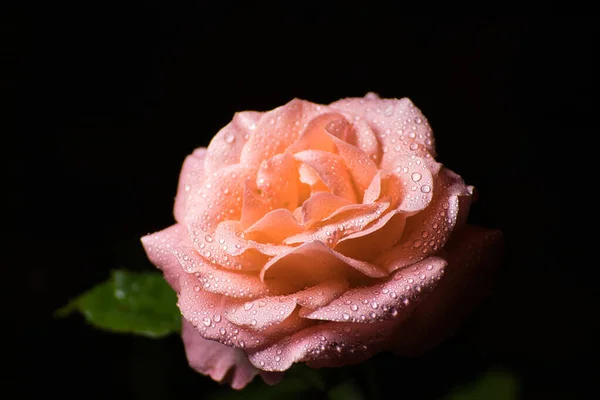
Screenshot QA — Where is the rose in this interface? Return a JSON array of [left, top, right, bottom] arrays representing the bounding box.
[[141, 93, 502, 389]]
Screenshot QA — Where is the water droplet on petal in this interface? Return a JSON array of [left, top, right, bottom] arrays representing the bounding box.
[[225, 133, 235, 144], [204, 235, 213, 242], [421, 185, 431, 193], [411, 172, 422, 182], [244, 302, 254, 311], [202, 317, 211, 327], [213, 314, 221, 322]]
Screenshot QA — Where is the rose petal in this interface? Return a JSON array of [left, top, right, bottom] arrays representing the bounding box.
[[294, 150, 358, 203], [223, 296, 298, 331], [392, 154, 439, 214], [288, 112, 347, 154], [223, 279, 349, 331], [245, 209, 303, 243], [182, 319, 259, 390], [330, 95, 437, 171], [293, 279, 350, 309], [389, 225, 503, 356], [284, 202, 390, 247], [213, 220, 291, 259], [240, 99, 326, 168], [256, 152, 300, 211], [141, 224, 187, 291], [170, 240, 276, 299], [375, 167, 473, 273], [186, 163, 247, 232], [240, 179, 271, 230], [144, 224, 281, 298], [247, 319, 399, 371], [260, 372, 285, 385], [362, 171, 382, 204], [174, 147, 206, 223], [333, 210, 406, 261], [260, 240, 387, 291], [298, 163, 329, 194], [298, 192, 352, 226], [329, 134, 378, 193], [204, 111, 262, 176], [178, 273, 270, 350], [300, 257, 446, 323], [333, 166, 434, 261]]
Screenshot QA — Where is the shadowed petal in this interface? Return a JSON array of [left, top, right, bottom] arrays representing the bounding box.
[[389, 225, 503, 356], [182, 319, 259, 390]]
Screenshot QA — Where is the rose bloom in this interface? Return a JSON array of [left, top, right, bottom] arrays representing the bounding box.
[[141, 93, 502, 389]]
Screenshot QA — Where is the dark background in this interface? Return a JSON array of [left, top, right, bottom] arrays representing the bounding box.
[[6, 7, 596, 399]]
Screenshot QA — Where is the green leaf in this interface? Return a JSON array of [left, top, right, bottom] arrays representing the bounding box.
[[443, 368, 519, 400], [56, 269, 181, 338]]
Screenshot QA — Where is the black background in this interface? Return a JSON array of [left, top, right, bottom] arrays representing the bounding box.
[[6, 7, 596, 399]]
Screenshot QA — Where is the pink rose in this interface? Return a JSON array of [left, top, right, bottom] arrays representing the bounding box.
[[141, 93, 502, 389]]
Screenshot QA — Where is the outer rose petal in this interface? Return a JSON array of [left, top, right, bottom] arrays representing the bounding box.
[[203, 111, 262, 175], [389, 225, 503, 356], [141, 224, 188, 292], [375, 166, 473, 273], [174, 147, 206, 223], [247, 319, 400, 371], [186, 163, 247, 232], [300, 257, 446, 323], [182, 319, 259, 390], [330, 94, 437, 168]]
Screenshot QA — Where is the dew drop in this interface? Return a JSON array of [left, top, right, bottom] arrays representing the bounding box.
[[413, 239, 422, 248], [421, 185, 431, 193], [371, 302, 378, 309], [410, 143, 419, 150], [213, 313, 221, 322], [275, 356, 281, 362], [350, 304, 358, 311], [225, 133, 235, 144], [411, 172, 422, 182], [202, 317, 211, 327], [239, 340, 245, 348], [204, 235, 213, 242], [342, 313, 350, 320], [244, 302, 254, 311]]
